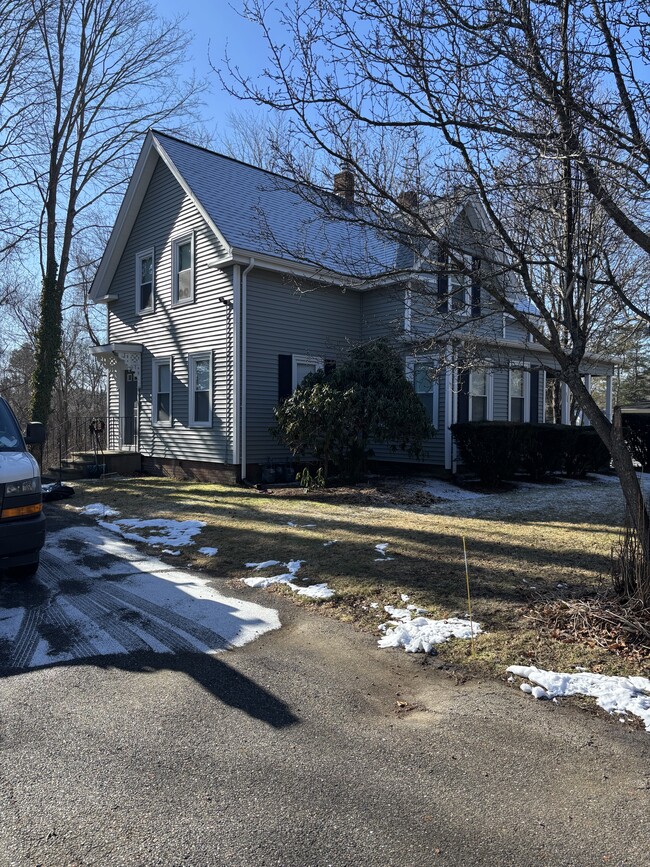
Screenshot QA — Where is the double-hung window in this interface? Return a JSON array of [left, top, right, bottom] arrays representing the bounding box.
[[172, 234, 194, 305], [510, 368, 525, 422], [153, 358, 172, 426], [136, 249, 154, 314], [292, 355, 323, 389], [412, 360, 438, 426], [469, 369, 489, 421], [189, 352, 212, 427]]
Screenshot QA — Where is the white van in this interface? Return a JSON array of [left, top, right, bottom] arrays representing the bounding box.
[[0, 397, 46, 579]]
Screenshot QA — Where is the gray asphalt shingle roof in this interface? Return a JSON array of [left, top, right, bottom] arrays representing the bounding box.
[[154, 132, 410, 278]]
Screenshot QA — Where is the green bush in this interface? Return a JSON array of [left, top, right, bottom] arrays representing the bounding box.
[[563, 428, 611, 478], [520, 424, 578, 481], [273, 340, 433, 481], [452, 421, 610, 483], [623, 414, 650, 471], [450, 422, 523, 485]]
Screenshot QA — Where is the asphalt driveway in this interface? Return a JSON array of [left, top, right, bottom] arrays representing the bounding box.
[[0, 503, 648, 866]]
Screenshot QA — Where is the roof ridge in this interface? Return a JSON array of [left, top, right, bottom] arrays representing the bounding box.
[[151, 127, 326, 191]]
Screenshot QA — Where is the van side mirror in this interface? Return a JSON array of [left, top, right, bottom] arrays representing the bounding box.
[[25, 422, 46, 445]]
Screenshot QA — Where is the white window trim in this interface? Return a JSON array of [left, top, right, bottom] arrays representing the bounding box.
[[172, 233, 195, 306], [404, 286, 412, 333], [135, 248, 154, 315], [407, 356, 440, 428], [189, 351, 212, 428], [468, 368, 493, 421], [292, 355, 323, 389], [152, 356, 172, 428], [507, 363, 530, 422]]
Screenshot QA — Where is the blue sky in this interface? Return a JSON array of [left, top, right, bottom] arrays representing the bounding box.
[[154, 0, 272, 132]]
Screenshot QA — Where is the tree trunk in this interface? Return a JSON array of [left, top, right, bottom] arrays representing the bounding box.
[[30, 267, 63, 464], [565, 368, 650, 604]]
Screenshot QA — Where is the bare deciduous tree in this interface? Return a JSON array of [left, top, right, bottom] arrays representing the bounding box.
[[4, 0, 206, 436], [228, 0, 650, 604]]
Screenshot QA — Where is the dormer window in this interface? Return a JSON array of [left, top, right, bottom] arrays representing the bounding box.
[[173, 234, 194, 305], [136, 249, 154, 314]]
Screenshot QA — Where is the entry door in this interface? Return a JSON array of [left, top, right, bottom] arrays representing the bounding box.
[[123, 369, 138, 446]]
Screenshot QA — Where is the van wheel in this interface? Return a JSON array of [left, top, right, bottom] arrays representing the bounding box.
[[8, 560, 39, 580]]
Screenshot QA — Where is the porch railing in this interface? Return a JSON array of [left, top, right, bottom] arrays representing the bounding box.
[[42, 415, 137, 472]]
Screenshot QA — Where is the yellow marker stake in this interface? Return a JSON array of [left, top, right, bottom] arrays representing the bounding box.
[[462, 535, 476, 656]]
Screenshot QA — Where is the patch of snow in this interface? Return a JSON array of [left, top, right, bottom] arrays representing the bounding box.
[[374, 557, 395, 561], [162, 549, 180, 556], [80, 502, 120, 517], [408, 478, 487, 502], [370, 602, 379, 609], [198, 547, 219, 556], [375, 543, 389, 555], [379, 606, 482, 654], [292, 583, 335, 600], [323, 540, 339, 547], [287, 522, 317, 528], [98, 517, 205, 548], [6, 526, 283, 668], [507, 665, 650, 731], [242, 559, 333, 600], [244, 560, 281, 570], [400, 594, 410, 602]]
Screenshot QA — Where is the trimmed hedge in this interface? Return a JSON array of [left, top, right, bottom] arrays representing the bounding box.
[[450, 422, 523, 485], [451, 422, 610, 483], [623, 414, 650, 471]]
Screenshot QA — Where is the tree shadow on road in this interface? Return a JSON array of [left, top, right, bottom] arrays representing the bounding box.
[[0, 649, 300, 729]]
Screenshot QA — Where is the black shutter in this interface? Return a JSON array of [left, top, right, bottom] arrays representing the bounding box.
[[458, 370, 470, 423], [529, 370, 539, 423], [437, 245, 449, 313], [278, 354, 293, 403], [324, 359, 336, 375], [471, 257, 481, 318]]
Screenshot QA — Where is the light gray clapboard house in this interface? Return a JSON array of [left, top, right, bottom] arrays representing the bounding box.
[[89, 131, 616, 482]]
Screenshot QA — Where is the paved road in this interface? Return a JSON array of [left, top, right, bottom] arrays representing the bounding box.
[[0, 505, 648, 866]]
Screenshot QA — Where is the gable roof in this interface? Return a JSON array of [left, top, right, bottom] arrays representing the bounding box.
[[90, 131, 411, 300]]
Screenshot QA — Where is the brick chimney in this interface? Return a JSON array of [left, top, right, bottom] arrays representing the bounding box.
[[397, 190, 418, 211], [334, 168, 355, 205]]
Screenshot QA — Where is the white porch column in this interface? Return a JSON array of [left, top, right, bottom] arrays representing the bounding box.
[[582, 374, 591, 426]]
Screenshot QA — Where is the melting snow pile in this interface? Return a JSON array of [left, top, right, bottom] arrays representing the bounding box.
[[198, 547, 219, 556], [378, 605, 481, 653], [80, 503, 120, 517], [243, 560, 335, 600], [98, 517, 205, 548], [508, 665, 650, 731]]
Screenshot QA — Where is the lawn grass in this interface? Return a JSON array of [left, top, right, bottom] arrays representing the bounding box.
[[56, 473, 644, 679]]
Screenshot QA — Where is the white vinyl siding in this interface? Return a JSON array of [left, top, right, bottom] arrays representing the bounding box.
[[136, 249, 154, 314], [189, 352, 212, 427]]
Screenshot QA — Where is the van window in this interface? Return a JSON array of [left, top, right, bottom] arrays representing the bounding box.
[[0, 400, 22, 451]]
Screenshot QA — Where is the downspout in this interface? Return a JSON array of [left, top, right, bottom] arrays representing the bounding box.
[[240, 259, 255, 482]]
